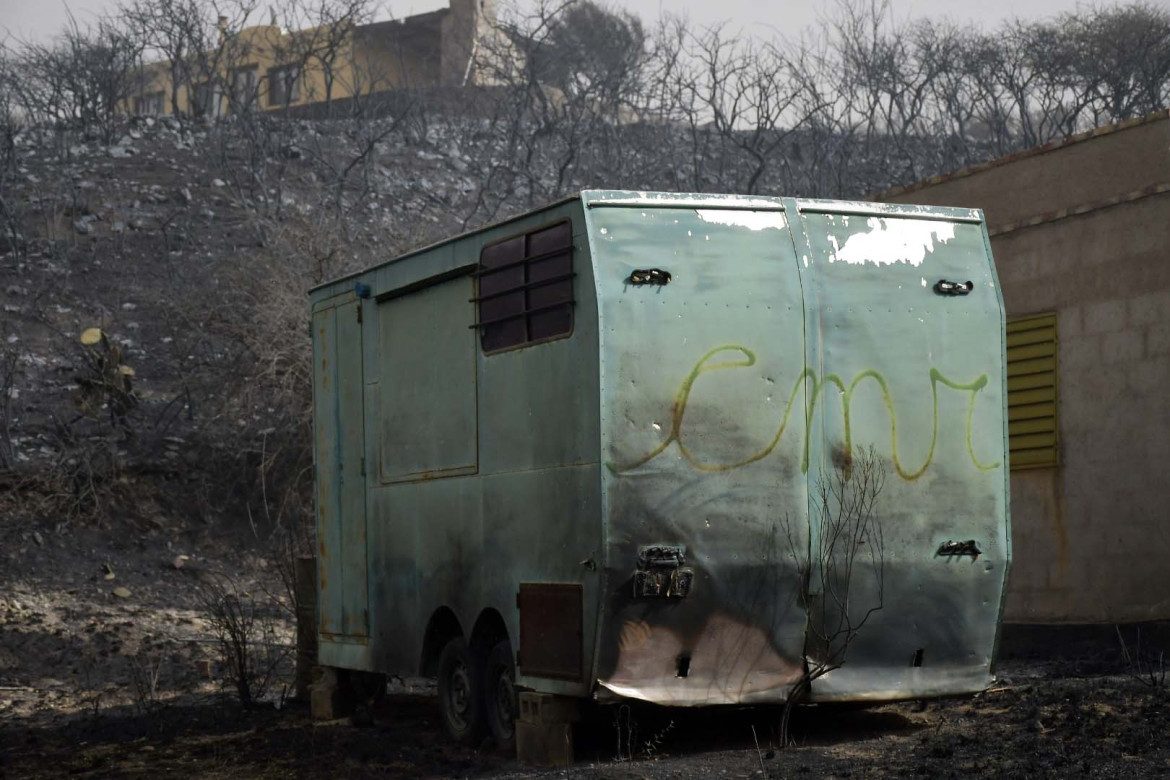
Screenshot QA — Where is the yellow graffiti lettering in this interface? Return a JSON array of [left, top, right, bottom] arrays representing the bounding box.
[[610, 345, 1001, 480]]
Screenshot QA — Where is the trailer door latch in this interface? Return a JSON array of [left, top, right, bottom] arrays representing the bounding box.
[[627, 268, 672, 286], [634, 544, 693, 598], [936, 539, 981, 559], [934, 279, 974, 296]]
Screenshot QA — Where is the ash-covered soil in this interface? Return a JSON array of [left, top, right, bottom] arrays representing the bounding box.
[[5, 658, 1170, 778], [2, 109, 1169, 780], [1, 114, 463, 485], [0, 518, 293, 728], [3, 514, 1168, 780]]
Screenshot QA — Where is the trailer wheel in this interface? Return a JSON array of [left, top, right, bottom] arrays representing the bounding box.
[[484, 640, 518, 751], [437, 637, 485, 745]]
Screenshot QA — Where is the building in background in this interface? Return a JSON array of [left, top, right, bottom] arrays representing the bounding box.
[[129, 0, 498, 118], [877, 111, 1170, 624]]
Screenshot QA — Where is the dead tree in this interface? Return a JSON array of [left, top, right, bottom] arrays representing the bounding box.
[[1116, 625, 1168, 691], [7, 14, 146, 145], [0, 344, 16, 473], [196, 572, 291, 707], [184, 0, 259, 120], [121, 0, 207, 118], [781, 445, 887, 746], [0, 48, 21, 173], [301, 0, 375, 117], [1054, 3, 1170, 126], [455, 0, 656, 225]]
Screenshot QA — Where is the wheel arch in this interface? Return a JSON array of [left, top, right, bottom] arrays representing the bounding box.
[[420, 606, 463, 678], [469, 607, 511, 659]]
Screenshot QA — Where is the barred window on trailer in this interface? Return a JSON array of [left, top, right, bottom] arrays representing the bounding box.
[[1006, 313, 1059, 469], [474, 221, 574, 353]]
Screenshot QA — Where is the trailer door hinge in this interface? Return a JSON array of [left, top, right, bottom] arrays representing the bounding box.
[[356, 302, 363, 323]]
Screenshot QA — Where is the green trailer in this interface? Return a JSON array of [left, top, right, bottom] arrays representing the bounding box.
[[308, 190, 1011, 747]]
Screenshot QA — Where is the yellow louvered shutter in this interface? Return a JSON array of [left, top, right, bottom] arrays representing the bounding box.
[[1006, 313, 1059, 469]]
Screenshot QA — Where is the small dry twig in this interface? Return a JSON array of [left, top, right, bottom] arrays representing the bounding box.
[[1116, 625, 1167, 690]]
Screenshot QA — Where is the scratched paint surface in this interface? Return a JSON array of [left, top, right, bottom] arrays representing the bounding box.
[[609, 345, 999, 479], [798, 210, 1007, 701], [311, 199, 605, 686], [587, 202, 812, 705], [305, 191, 1008, 705], [585, 193, 1009, 705], [311, 298, 370, 639], [311, 306, 343, 637]]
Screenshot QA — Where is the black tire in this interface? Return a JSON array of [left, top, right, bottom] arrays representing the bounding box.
[[483, 640, 518, 752], [437, 637, 486, 746]]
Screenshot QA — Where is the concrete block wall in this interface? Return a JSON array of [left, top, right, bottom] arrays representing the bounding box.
[[885, 116, 1170, 623], [998, 200, 1170, 621], [884, 113, 1170, 229]]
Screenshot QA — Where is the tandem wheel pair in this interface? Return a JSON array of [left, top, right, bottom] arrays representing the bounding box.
[[437, 637, 518, 750]]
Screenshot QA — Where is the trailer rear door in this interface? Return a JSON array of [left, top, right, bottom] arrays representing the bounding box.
[[794, 203, 1009, 699], [588, 197, 812, 705]]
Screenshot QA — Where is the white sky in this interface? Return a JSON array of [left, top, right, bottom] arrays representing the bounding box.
[[0, 0, 1108, 43]]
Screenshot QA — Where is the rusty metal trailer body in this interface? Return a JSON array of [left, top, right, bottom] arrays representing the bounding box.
[[308, 191, 1011, 714]]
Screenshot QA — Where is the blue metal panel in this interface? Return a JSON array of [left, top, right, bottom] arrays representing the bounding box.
[[356, 198, 601, 686], [580, 190, 1009, 704], [483, 464, 602, 694], [795, 208, 1007, 700], [309, 191, 1010, 705], [313, 297, 369, 640], [585, 198, 811, 705], [336, 300, 369, 637], [377, 279, 478, 481], [476, 218, 599, 476], [312, 305, 344, 636]]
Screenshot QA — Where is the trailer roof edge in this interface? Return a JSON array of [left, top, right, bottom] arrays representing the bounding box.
[[308, 193, 583, 295]]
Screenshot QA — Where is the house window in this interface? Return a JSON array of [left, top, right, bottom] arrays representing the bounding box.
[[191, 82, 210, 116], [191, 82, 224, 117], [231, 66, 259, 109], [1006, 312, 1059, 469], [474, 221, 574, 353], [268, 65, 301, 106], [134, 91, 165, 116]]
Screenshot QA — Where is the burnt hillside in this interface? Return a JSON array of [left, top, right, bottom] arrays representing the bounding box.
[[0, 113, 484, 534]]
